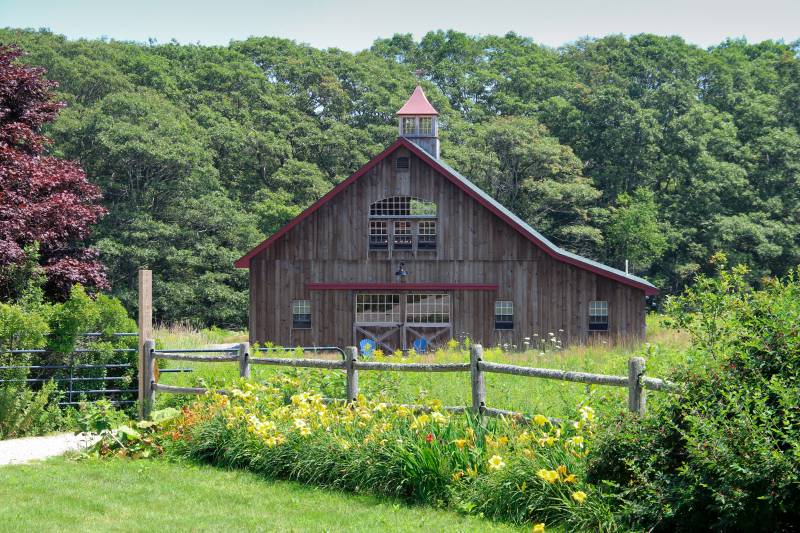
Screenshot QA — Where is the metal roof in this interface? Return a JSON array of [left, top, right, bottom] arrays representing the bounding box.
[[396, 86, 439, 116], [430, 155, 658, 294]]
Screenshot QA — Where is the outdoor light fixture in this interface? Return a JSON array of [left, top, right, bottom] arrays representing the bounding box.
[[395, 262, 409, 278]]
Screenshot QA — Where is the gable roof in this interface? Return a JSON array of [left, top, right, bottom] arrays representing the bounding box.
[[396, 86, 439, 116], [234, 138, 659, 296]]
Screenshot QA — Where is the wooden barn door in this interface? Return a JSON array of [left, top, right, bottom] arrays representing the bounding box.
[[353, 292, 452, 354], [403, 293, 452, 353], [353, 293, 403, 353]]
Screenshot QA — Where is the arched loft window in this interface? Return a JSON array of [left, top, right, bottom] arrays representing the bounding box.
[[368, 196, 438, 252], [369, 196, 437, 218]]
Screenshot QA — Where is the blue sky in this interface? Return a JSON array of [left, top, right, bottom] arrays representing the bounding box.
[[1, 0, 798, 50]]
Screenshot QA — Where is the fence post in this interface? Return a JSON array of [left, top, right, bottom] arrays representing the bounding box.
[[345, 346, 359, 402], [628, 357, 647, 415], [137, 269, 153, 420], [238, 342, 250, 379], [142, 339, 156, 419], [470, 344, 486, 416]]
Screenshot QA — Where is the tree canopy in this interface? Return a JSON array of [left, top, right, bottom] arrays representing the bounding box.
[[1, 28, 798, 325]]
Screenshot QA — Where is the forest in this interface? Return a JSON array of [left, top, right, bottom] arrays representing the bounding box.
[[1, 28, 798, 327]]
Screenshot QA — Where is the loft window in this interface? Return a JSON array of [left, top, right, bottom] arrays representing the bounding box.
[[368, 196, 438, 253], [402, 117, 416, 135], [369, 220, 388, 250], [406, 294, 450, 324], [418, 220, 436, 250], [370, 196, 437, 218], [393, 221, 412, 249], [396, 157, 409, 171], [494, 301, 513, 330], [292, 300, 311, 329], [589, 301, 609, 331], [356, 294, 401, 323], [419, 117, 433, 136]]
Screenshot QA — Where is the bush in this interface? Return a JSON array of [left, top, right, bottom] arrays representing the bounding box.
[[588, 264, 800, 531]]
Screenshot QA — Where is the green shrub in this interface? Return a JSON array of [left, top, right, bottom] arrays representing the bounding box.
[[588, 264, 800, 531]]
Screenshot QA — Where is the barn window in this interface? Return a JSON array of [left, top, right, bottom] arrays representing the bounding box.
[[588, 301, 609, 331], [393, 221, 412, 249], [369, 220, 388, 249], [418, 220, 437, 250], [356, 294, 401, 323], [396, 157, 409, 171], [369, 196, 438, 253], [494, 301, 514, 330], [370, 196, 437, 217], [406, 294, 450, 324], [292, 300, 311, 329], [402, 117, 416, 135], [419, 117, 433, 136]]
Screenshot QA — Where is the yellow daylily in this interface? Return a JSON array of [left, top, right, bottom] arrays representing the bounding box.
[[572, 491, 587, 504], [533, 523, 545, 533], [488, 455, 506, 471]]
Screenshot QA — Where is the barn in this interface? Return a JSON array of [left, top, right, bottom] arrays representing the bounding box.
[[235, 87, 659, 352]]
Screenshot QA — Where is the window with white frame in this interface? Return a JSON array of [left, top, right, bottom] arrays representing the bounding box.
[[393, 221, 413, 249], [356, 294, 401, 323], [494, 301, 513, 330], [419, 117, 433, 136], [406, 294, 450, 324], [369, 220, 388, 250], [402, 117, 416, 135], [417, 220, 437, 250], [368, 196, 438, 253], [292, 300, 311, 329], [588, 301, 609, 331]]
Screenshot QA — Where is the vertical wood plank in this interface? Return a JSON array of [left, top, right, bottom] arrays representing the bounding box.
[[137, 269, 153, 420]]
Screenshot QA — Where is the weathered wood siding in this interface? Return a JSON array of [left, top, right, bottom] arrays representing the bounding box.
[[249, 147, 646, 347]]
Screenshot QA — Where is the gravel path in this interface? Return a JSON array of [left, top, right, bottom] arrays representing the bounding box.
[[0, 433, 99, 466]]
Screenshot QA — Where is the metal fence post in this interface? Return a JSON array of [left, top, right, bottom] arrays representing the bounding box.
[[628, 357, 646, 415], [345, 346, 359, 402], [238, 342, 250, 379], [142, 339, 156, 419], [470, 344, 486, 416]]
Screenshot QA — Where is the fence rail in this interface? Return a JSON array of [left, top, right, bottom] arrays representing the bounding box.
[[141, 340, 675, 420]]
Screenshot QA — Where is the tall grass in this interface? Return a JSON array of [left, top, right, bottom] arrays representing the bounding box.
[[154, 314, 688, 419]]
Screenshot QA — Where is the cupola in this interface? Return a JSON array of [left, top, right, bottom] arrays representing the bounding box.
[[397, 86, 439, 159]]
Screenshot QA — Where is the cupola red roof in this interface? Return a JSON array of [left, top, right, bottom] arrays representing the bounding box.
[[396, 86, 438, 116]]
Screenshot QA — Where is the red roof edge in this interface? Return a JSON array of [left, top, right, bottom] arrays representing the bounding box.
[[235, 137, 659, 296], [309, 283, 498, 291], [396, 86, 439, 116]]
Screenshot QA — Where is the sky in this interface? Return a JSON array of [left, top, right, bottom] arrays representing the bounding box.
[[0, 0, 798, 51]]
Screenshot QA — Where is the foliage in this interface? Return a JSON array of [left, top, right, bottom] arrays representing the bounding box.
[[2, 30, 799, 323], [0, 286, 136, 439], [88, 404, 180, 459], [0, 44, 107, 300], [0, 380, 62, 439], [588, 265, 800, 531], [151, 377, 604, 530]]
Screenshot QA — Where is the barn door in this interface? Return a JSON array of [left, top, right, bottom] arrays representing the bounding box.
[[354, 293, 452, 354], [353, 294, 403, 353], [403, 294, 452, 353]]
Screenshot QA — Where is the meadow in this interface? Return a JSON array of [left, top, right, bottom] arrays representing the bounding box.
[[153, 315, 688, 418]]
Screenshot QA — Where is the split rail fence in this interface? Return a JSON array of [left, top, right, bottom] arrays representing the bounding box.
[[140, 340, 673, 420]]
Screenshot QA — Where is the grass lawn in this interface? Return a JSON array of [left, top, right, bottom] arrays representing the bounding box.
[[0, 457, 524, 533], [155, 315, 687, 418]]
